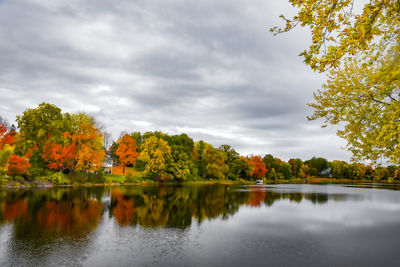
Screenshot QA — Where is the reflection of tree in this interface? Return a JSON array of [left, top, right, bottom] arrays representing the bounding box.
[[247, 189, 267, 207], [3, 198, 29, 222], [0, 188, 104, 239], [305, 193, 329, 205], [111, 189, 136, 226], [36, 198, 102, 234], [109, 185, 252, 228], [108, 186, 357, 229], [0, 186, 356, 234]]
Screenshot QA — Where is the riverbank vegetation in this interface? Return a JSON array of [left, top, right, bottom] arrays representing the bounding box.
[[1, 103, 399, 187]]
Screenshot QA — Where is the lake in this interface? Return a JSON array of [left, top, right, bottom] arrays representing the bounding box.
[[1, 183, 400, 266]]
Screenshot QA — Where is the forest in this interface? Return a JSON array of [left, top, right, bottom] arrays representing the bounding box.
[[0, 103, 399, 186]]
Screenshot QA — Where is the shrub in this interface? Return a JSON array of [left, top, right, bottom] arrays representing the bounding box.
[[125, 173, 135, 183], [43, 172, 70, 185], [87, 172, 105, 183]]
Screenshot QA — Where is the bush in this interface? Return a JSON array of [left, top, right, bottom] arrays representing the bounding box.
[[87, 172, 105, 183], [105, 174, 125, 183], [29, 167, 55, 179], [43, 172, 70, 185], [69, 171, 105, 183], [125, 173, 135, 183]]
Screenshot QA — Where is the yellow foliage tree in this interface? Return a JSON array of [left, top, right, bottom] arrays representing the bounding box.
[[138, 136, 172, 180], [274, 0, 400, 164]]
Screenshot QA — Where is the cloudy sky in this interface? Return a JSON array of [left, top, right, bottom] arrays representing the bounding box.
[[0, 0, 352, 161]]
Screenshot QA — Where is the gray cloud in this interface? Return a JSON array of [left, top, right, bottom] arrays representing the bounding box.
[[0, 0, 352, 161]]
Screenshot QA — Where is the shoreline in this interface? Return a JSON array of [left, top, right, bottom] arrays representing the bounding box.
[[1, 178, 399, 190]]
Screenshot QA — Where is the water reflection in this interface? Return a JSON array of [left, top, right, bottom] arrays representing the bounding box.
[[0, 185, 360, 232], [0, 188, 104, 237], [1, 184, 400, 266]]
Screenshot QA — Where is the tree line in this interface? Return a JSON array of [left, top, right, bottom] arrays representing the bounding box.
[[1, 103, 399, 183]]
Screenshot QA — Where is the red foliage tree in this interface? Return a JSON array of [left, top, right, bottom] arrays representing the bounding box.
[[250, 155, 267, 179], [0, 123, 15, 149], [115, 134, 139, 173], [42, 141, 76, 171], [7, 155, 31, 176]]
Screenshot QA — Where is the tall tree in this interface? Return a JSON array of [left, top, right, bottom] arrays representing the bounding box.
[[15, 103, 65, 168], [274, 1, 400, 164], [194, 141, 212, 179], [69, 116, 105, 173], [204, 148, 228, 180], [116, 134, 139, 174], [250, 155, 268, 179], [167, 134, 195, 180], [219, 144, 240, 179], [138, 136, 172, 180]]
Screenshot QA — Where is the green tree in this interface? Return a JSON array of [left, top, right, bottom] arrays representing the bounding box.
[[131, 132, 143, 147], [280, 162, 292, 179], [15, 103, 66, 169], [387, 165, 400, 179], [194, 141, 212, 179], [219, 144, 240, 179], [204, 148, 228, 180], [373, 167, 390, 181], [233, 156, 253, 180], [305, 157, 328, 176], [167, 134, 195, 180], [269, 168, 277, 180]]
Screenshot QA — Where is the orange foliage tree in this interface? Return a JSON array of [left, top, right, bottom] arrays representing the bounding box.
[[71, 122, 105, 172], [42, 140, 76, 171], [7, 155, 31, 176], [40, 112, 105, 174], [115, 134, 139, 173], [0, 123, 15, 149], [250, 155, 267, 179]]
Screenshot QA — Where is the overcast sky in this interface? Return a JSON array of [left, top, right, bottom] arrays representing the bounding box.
[[0, 0, 352, 161]]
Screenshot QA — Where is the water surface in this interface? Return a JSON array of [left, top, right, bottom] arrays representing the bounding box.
[[1, 184, 400, 266]]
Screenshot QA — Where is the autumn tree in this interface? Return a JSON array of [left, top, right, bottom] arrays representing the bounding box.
[[138, 136, 172, 180], [274, 1, 400, 164], [0, 120, 15, 177], [0, 145, 13, 177], [250, 156, 268, 180], [116, 134, 139, 174], [42, 140, 76, 172], [288, 158, 303, 177], [298, 164, 310, 179], [7, 155, 31, 177], [69, 115, 105, 173], [16, 103, 65, 161], [0, 121, 15, 149]]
